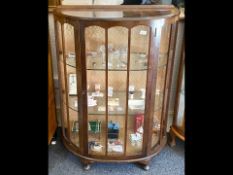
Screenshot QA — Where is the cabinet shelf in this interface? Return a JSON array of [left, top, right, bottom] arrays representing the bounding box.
[[68, 91, 147, 115], [86, 68, 148, 71], [66, 58, 76, 68], [66, 61, 148, 71]]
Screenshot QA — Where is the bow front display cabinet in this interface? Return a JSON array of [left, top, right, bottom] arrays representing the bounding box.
[[54, 5, 179, 170]]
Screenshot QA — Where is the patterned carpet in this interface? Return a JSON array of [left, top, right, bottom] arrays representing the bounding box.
[[49, 129, 184, 175]]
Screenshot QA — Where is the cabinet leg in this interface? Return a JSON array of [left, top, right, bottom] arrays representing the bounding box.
[[168, 127, 176, 147], [143, 165, 150, 171], [137, 159, 151, 171], [83, 164, 91, 171], [50, 128, 58, 145], [80, 158, 93, 171]]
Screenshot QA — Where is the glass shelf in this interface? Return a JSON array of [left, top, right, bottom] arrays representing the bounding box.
[[86, 52, 148, 71], [66, 57, 76, 68], [67, 91, 146, 115], [66, 53, 149, 71], [86, 68, 148, 71], [68, 95, 78, 111]]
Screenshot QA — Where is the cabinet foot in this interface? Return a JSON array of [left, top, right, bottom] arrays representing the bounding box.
[[80, 158, 93, 170], [143, 165, 150, 170], [50, 128, 58, 145], [137, 159, 151, 170], [168, 127, 176, 147], [83, 164, 91, 171]]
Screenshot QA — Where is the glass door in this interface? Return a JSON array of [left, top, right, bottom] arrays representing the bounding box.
[[84, 24, 150, 157], [85, 26, 107, 156], [107, 26, 128, 156], [126, 25, 150, 156]]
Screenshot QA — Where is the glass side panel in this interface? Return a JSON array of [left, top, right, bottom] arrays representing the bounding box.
[[151, 24, 171, 148], [60, 23, 79, 146], [126, 25, 149, 156], [175, 65, 185, 130], [151, 108, 162, 146], [154, 66, 166, 110], [63, 23, 79, 147], [57, 21, 68, 138], [64, 23, 76, 67], [107, 27, 128, 156], [69, 109, 79, 147], [159, 24, 171, 54], [85, 26, 106, 156]]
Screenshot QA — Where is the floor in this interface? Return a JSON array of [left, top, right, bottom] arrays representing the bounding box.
[[49, 129, 184, 175]]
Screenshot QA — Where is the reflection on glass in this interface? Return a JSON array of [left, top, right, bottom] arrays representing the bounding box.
[[130, 25, 149, 70], [86, 26, 106, 70], [108, 27, 128, 70], [69, 109, 79, 146], [63, 23, 79, 147], [64, 23, 76, 67], [175, 66, 185, 129], [85, 26, 106, 155], [107, 71, 127, 155], [106, 27, 128, 155], [127, 71, 147, 156], [154, 66, 166, 110], [159, 24, 171, 54], [151, 24, 171, 148], [57, 21, 69, 138], [151, 109, 161, 147], [126, 25, 149, 156]]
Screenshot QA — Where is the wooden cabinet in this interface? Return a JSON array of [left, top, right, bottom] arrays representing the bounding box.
[[48, 40, 57, 145], [54, 5, 179, 170]]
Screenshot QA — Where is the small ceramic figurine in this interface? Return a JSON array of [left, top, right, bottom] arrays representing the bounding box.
[[129, 85, 135, 99]]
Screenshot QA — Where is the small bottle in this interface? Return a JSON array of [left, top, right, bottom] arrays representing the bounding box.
[[129, 85, 135, 99]]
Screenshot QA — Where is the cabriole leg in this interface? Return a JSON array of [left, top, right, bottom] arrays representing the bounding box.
[[80, 158, 93, 171]]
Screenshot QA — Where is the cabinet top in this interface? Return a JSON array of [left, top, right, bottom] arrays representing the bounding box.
[[53, 5, 179, 21]]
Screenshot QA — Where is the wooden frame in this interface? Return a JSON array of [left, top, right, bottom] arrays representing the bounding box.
[[54, 5, 179, 170], [168, 22, 185, 146]]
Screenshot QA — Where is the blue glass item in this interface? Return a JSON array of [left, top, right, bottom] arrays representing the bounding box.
[[108, 121, 119, 139]]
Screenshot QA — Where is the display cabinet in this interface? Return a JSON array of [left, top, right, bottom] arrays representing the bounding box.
[[54, 5, 179, 170]]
